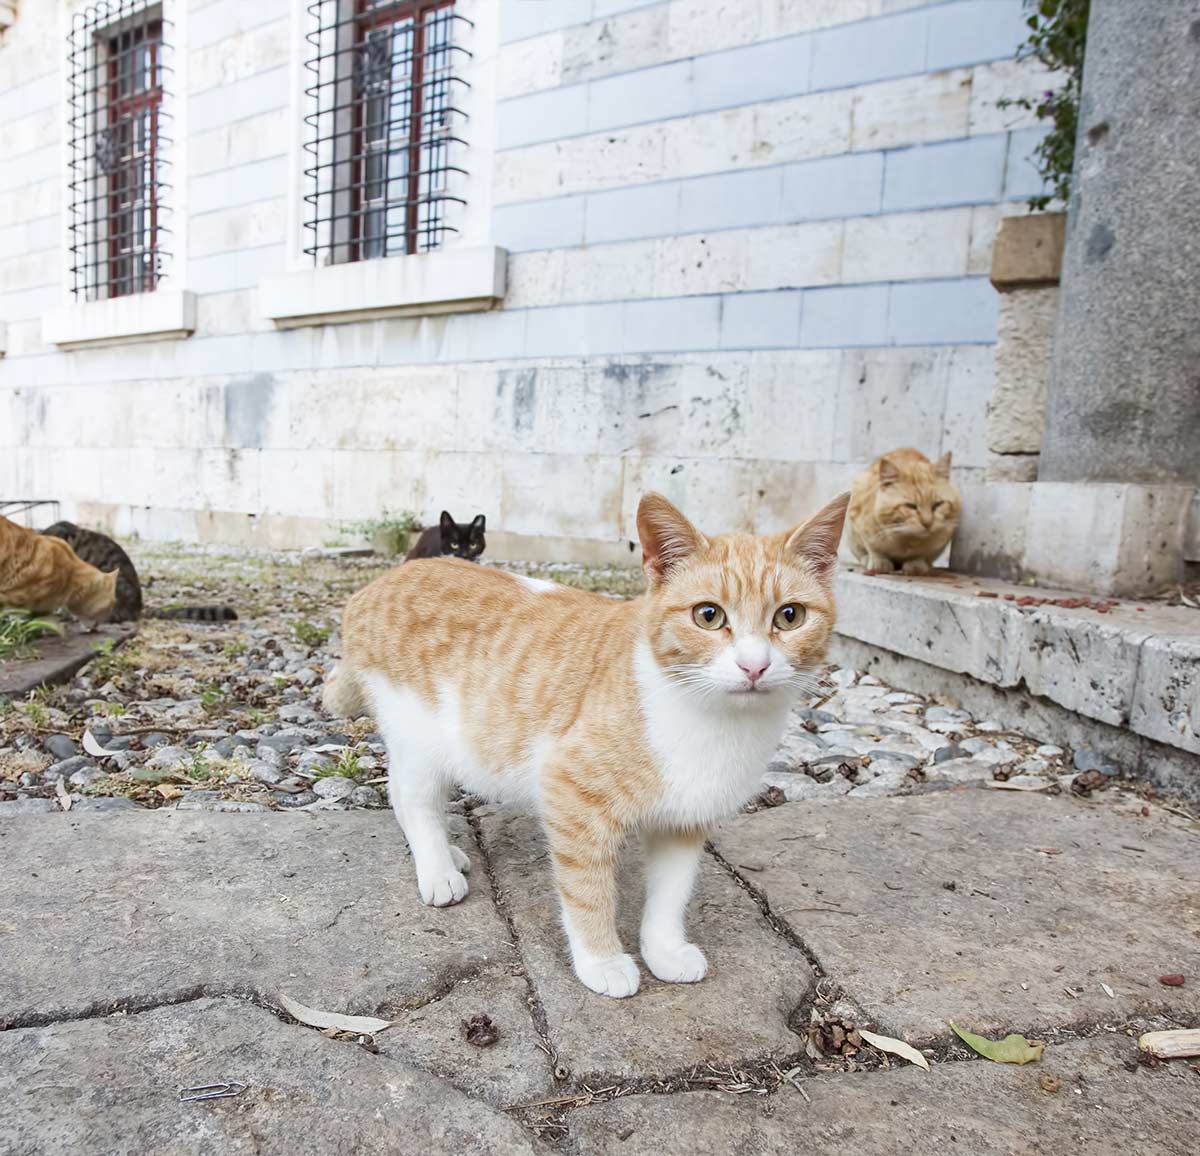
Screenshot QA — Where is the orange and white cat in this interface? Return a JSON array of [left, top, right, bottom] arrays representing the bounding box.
[[846, 448, 960, 575], [0, 515, 117, 622], [324, 492, 849, 998]]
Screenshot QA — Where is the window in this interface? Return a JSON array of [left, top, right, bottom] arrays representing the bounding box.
[[303, 0, 472, 266], [67, 2, 171, 302]]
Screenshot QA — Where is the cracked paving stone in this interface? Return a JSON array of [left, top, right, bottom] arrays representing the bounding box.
[[0, 998, 543, 1156], [477, 810, 814, 1081], [711, 792, 1200, 1039], [0, 811, 524, 1026], [568, 1035, 1200, 1155]]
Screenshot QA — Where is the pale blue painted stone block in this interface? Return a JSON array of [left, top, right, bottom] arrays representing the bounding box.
[[587, 60, 692, 132], [498, 84, 590, 148], [525, 302, 627, 357], [679, 168, 784, 233], [782, 152, 884, 221], [926, 0, 1028, 70], [494, 196, 587, 251], [501, 0, 593, 44], [887, 277, 998, 345], [719, 290, 803, 350], [189, 66, 289, 133], [622, 296, 722, 353], [190, 157, 291, 214], [690, 35, 811, 113], [1004, 126, 1052, 200], [811, 9, 927, 90], [800, 284, 889, 347], [882, 135, 1007, 211], [585, 182, 680, 243]]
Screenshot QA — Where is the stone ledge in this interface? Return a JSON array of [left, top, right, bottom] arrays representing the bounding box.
[[990, 212, 1066, 289], [833, 568, 1199, 759]]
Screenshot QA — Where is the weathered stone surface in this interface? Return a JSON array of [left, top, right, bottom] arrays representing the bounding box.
[[570, 1036, 1199, 1156], [478, 809, 814, 1080], [711, 793, 1199, 1039], [989, 212, 1065, 288], [0, 811, 515, 1023], [0, 624, 136, 699], [0, 998, 542, 1156], [988, 286, 1057, 455]]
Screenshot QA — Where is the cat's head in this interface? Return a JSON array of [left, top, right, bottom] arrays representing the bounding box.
[[870, 450, 960, 538], [73, 567, 119, 622], [438, 511, 487, 561], [636, 492, 849, 703]]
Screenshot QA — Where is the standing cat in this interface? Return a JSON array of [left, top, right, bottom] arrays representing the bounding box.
[[324, 491, 848, 998], [405, 512, 486, 562], [0, 515, 117, 621], [845, 448, 960, 575], [40, 523, 237, 622]]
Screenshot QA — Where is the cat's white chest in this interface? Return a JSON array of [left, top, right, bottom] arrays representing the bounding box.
[[634, 645, 792, 829]]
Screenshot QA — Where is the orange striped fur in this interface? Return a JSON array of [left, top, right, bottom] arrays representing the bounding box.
[[0, 515, 117, 621], [325, 492, 849, 997]]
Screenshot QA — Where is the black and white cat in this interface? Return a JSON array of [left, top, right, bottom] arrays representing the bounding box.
[[405, 512, 486, 562]]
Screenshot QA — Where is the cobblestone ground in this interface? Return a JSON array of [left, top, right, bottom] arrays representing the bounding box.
[[0, 544, 1146, 816]]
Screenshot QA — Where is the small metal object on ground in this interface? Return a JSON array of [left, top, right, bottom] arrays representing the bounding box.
[[179, 1081, 248, 1103]]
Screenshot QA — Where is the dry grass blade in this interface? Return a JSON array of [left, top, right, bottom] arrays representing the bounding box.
[[278, 993, 391, 1034], [1138, 1029, 1200, 1060], [858, 1028, 930, 1071], [54, 777, 72, 812]]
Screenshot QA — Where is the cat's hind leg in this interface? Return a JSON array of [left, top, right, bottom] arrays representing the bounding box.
[[640, 829, 708, 983], [365, 675, 468, 907]]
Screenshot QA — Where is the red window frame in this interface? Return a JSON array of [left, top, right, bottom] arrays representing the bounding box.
[[351, 0, 454, 260], [104, 19, 163, 297]]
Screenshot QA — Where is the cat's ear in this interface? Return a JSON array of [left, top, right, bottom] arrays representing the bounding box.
[[439, 511, 455, 532], [877, 456, 899, 484], [471, 514, 486, 531], [637, 493, 707, 586], [783, 493, 850, 580], [935, 451, 952, 479]]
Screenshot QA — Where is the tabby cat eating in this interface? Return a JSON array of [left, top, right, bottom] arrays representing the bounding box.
[[324, 491, 848, 998], [41, 522, 237, 622], [0, 515, 117, 622], [845, 448, 960, 575]]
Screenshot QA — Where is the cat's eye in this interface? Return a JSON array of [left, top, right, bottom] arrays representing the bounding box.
[[773, 604, 806, 631], [902, 502, 919, 511], [933, 501, 948, 511], [692, 603, 726, 630]]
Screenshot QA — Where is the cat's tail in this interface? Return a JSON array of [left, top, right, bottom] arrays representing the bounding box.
[[322, 663, 367, 719], [151, 605, 239, 622]]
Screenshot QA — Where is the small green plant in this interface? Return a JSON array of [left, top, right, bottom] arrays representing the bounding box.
[[25, 699, 48, 728], [199, 685, 227, 713], [0, 608, 65, 660], [186, 745, 211, 780], [101, 701, 129, 718], [88, 638, 137, 683], [341, 509, 420, 557], [333, 749, 364, 780], [999, 0, 1089, 211], [222, 639, 247, 658], [294, 620, 330, 649]]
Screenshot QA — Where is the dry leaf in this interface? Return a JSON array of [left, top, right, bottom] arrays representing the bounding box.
[[952, 1023, 1044, 1064], [982, 778, 1049, 793], [1138, 1029, 1200, 1060], [1100, 982, 1115, 999], [278, 993, 391, 1034], [156, 783, 184, 800], [54, 778, 72, 812], [858, 1028, 930, 1071], [82, 729, 119, 758]]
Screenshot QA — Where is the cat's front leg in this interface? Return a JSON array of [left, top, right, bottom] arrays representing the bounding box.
[[640, 828, 708, 983], [544, 805, 640, 999], [865, 550, 896, 573]]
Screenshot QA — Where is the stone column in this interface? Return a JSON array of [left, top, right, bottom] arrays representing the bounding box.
[[1029, 0, 1199, 594]]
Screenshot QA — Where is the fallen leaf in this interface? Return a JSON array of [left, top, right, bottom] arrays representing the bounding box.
[[82, 729, 119, 758], [463, 1013, 500, 1047], [858, 1028, 930, 1071], [1100, 982, 1115, 999], [155, 783, 183, 800], [278, 993, 391, 1034], [951, 1023, 1045, 1064], [54, 778, 72, 812], [981, 778, 1049, 792], [1159, 974, 1185, 987], [1138, 1029, 1200, 1060], [1039, 1073, 1060, 1093]]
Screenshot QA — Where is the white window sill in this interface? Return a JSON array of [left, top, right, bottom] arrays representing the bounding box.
[[259, 246, 507, 328], [42, 290, 197, 350]]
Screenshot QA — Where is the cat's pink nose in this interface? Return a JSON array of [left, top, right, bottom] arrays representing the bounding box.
[[737, 659, 769, 683]]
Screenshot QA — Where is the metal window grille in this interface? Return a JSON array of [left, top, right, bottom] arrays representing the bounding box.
[[303, 0, 472, 265], [67, 2, 172, 301]]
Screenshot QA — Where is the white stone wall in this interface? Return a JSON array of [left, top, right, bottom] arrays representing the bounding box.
[[0, 0, 1050, 556]]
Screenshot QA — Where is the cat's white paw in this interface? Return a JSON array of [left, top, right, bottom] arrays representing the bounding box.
[[418, 868, 469, 907], [900, 558, 932, 576], [449, 845, 472, 874], [575, 952, 641, 998], [642, 940, 708, 984]]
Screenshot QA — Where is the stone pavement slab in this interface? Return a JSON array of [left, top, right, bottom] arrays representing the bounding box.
[[0, 623, 136, 698], [712, 792, 1200, 1039], [0, 997, 543, 1156], [479, 809, 814, 1082], [568, 1035, 1200, 1155]]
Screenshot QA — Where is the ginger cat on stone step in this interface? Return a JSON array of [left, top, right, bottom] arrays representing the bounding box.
[[846, 448, 960, 575], [324, 491, 849, 998], [0, 515, 117, 622]]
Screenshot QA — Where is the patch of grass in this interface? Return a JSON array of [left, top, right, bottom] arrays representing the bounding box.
[[222, 639, 248, 658], [341, 509, 420, 556], [294, 620, 330, 649], [0, 609, 65, 660], [89, 638, 139, 683], [25, 699, 48, 728], [199, 684, 227, 713], [101, 701, 128, 718]]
